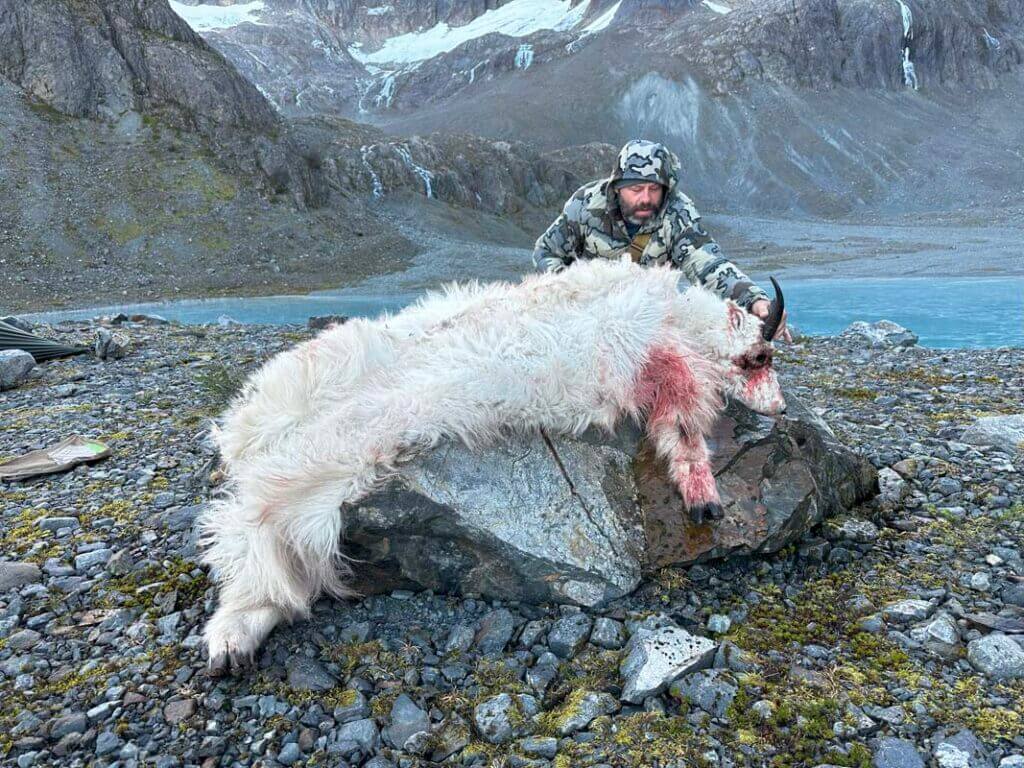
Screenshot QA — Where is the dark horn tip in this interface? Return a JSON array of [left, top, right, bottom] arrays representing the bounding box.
[[761, 276, 785, 340]]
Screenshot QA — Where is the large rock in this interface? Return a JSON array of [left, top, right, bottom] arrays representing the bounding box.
[[841, 320, 918, 348], [342, 391, 877, 607], [0, 349, 35, 390], [962, 414, 1024, 454]]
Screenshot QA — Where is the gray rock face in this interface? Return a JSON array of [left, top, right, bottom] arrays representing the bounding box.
[[384, 694, 430, 751], [967, 634, 1024, 679], [911, 612, 961, 660], [551, 691, 619, 736], [881, 599, 935, 625], [619, 627, 716, 704], [472, 693, 539, 744], [336, 718, 380, 754], [343, 392, 876, 607], [94, 329, 131, 361], [547, 613, 593, 659], [668, 669, 737, 719], [873, 737, 925, 768], [0, 562, 42, 591], [841, 320, 919, 348], [0, 349, 34, 390], [285, 656, 336, 691], [962, 414, 1024, 454], [933, 730, 992, 768]]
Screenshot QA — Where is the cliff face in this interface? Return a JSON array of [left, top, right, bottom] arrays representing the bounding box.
[[0, 0, 276, 132], [151, 0, 1024, 215]]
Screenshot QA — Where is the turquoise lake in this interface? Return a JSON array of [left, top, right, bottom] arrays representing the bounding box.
[[20, 277, 1024, 350]]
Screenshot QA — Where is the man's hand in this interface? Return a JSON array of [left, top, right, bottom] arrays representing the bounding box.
[[750, 299, 792, 343]]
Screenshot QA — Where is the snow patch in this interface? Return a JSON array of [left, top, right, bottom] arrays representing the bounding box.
[[365, 5, 392, 15], [701, 1, 732, 15], [349, 0, 592, 66], [982, 28, 1000, 50], [581, 1, 621, 34], [515, 43, 535, 70], [168, 1, 265, 31]]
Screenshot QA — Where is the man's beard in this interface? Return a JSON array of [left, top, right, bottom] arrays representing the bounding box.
[[621, 202, 657, 225]]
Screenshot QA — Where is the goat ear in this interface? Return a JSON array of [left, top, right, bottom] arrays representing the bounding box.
[[727, 304, 744, 331]]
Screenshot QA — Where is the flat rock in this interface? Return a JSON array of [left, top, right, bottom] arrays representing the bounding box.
[[962, 414, 1024, 454], [842, 320, 918, 348], [619, 626, 716, 704], [285, 656, 336, 691], [549, 691, 618, 736], [882, 599, 934, 625], [342, 392, 876, 607], [384, 693, 430, 751], [668, 669, 737, 719], [873, 737, 925, 768], [0, 562, 42, 591]]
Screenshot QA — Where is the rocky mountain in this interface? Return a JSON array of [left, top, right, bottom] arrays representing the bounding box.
[[0, 0, 616, 312], [170, 0, 1024, 215]]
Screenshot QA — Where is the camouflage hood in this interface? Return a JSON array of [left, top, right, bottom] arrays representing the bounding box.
[[606, 139, 681, 223]]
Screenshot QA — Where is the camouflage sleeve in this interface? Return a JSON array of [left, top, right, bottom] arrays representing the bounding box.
[[667, 197, 768, 308], [532, 206, 583, 273]]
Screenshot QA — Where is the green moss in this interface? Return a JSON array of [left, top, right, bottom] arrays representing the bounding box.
[[537, 687, 591, 736], [610, 711, 709, 766], [196, 363, 248, 409], [834, 386, 876, 401], [101, 556, 209, 611]]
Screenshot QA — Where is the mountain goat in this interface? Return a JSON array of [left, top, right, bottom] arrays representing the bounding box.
[[200, 257, 786, 674]]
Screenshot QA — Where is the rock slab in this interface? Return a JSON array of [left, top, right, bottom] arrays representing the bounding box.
[[342, 391, 877, 607]]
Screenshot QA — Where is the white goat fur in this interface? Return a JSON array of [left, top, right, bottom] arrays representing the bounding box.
[[200, 257, 780, 667]]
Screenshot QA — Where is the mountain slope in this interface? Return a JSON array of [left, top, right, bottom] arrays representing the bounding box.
[[172, 0, 1024, 216]]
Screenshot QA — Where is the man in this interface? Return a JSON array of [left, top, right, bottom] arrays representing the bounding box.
[[533, 139, 789, 339]]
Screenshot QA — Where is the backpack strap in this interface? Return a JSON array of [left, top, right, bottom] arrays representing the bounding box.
[[626, 232, 652, 263]]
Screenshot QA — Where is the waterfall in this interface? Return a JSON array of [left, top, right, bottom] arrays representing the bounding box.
[[895, 0, 918, 90], [515, 44, 534, 70], [394, 145, 434, 198], [360, 145, 384, 199]]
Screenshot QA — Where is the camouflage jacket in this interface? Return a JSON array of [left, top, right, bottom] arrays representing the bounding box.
[[532, 139, 768, 309]]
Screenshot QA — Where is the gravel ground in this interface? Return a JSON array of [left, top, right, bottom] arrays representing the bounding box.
[[1, 319, 1022, 768]]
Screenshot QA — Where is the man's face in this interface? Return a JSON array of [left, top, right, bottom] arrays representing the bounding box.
[[618, 182, 664, 222]]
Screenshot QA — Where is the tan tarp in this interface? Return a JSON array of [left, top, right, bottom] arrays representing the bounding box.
[[0, 436, 110, 481]]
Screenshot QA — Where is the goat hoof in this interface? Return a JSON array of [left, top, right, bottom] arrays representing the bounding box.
[[207, 652, 230, 678], [688, 502, 723, 525]]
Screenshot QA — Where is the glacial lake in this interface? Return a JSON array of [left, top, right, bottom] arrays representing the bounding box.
[[20, 277, 1024, 350]]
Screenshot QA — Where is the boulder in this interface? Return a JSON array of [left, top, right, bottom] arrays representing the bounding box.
[[342, 391, 877, 607], [94, 328, 130, 360], [841, 320, 918, 348], [962, 414, 1024, 454], [0, 349, 35, 390]]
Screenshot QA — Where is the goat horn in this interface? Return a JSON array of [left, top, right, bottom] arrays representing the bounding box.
[[761, 276, 785, 341]]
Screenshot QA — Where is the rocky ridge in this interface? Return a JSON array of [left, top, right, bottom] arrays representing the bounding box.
[[0, 319, 1021, 767]]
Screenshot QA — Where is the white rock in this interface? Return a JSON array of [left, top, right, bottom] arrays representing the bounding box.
[[881, 598, 934, 624], [841, 320, 918, 348], [877, 467, 908, 504], [967, 634, 1024, 679], [707, 614, 731, 634], [619, 627, 716, 704], [962, 414, 1024, 454]]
